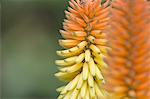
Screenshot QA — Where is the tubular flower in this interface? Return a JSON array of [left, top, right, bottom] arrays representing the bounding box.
[[55, 0, 110, 99], [104, 0, 150, 99]]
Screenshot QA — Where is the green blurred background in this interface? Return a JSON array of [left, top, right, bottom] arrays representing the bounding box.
[[2, 0, 67, 99]]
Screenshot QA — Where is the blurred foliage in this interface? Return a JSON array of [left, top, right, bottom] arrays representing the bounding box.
[[2, 0, 67, 99]]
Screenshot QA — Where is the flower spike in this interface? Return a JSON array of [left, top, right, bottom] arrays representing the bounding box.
[[55, 0, 111, 99], [105, 0, 150, 99]]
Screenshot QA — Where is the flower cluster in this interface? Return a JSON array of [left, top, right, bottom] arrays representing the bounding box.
[[55, 0, 110, 99], [105, 0, 150, 98]]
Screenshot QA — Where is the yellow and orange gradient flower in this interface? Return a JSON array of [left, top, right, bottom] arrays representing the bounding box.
[[55, 0, 110, 99], [104, 0, 150, 99]]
